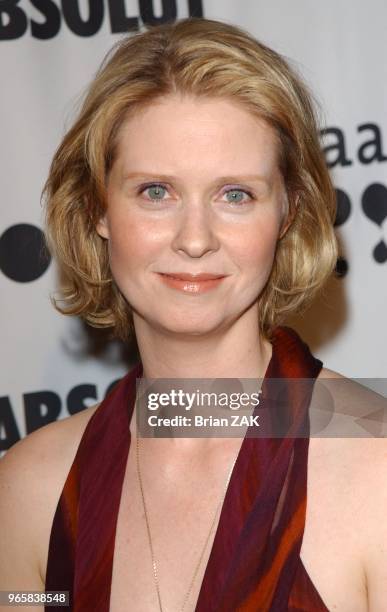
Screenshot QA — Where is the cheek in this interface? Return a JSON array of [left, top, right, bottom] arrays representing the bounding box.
[[108, 229, 138, 272], [106, 213, 164, 276], [105, 214, 140, 274], [230, 218, 280, 275]]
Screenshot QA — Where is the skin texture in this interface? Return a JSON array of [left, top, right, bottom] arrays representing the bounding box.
[[97, 93, 291, 381]]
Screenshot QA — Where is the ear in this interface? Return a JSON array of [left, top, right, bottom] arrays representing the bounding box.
[[96, 215, 110, 240]]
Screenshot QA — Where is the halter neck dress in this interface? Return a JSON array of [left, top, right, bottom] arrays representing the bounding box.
[[45, 326, 330, 611]]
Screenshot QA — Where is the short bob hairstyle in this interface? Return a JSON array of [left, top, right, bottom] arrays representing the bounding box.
[[43, 17, 338, 342]]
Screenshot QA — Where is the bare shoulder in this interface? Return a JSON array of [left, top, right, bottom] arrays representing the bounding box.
[[311, 367, 387, 609], [0, 403, 100, 593], [354, 428, 387, 611], [2, 402, 100, 464], [318, 366, 346, 379], [314, 365, 387, 470], [0, 402, 100, 496]]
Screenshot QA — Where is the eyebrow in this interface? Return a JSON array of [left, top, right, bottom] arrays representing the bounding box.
[[122, 172, 270, 186]]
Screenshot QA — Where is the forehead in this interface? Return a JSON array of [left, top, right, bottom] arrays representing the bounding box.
[[112, 94, 281, 178]]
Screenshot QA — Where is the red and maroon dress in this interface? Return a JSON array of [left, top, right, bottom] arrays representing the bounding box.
[[45, 326, 330, 611]]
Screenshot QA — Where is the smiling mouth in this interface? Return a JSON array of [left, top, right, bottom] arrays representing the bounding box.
[[157, 272, 227, 294]]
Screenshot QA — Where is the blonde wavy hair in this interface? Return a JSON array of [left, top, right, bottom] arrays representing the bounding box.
[[43, 17, 338, 342]]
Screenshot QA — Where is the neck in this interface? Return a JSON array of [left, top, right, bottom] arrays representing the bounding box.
[[132, 310, 273, 380], [130, 309, 273, 453]]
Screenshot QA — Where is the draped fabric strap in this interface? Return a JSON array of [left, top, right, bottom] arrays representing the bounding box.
[[45, 326, 330, 612], [45, 360, 140, 611]]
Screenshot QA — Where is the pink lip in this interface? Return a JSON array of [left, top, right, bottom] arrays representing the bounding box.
[[160, 272, 225, 280], [157, 272, 227, 294]]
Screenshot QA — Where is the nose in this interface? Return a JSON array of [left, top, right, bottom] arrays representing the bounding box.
[[171, 199, 220, 258]]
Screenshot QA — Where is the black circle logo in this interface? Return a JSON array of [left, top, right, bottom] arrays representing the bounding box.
[[0, 224, 51, 282]]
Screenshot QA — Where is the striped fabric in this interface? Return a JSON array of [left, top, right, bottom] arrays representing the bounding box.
[[45, 326, 329, 611]]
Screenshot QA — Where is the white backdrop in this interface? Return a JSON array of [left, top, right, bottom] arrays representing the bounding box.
[[1, 0, 386, 451]]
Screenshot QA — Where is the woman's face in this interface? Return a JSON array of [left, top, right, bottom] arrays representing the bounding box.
[[97, 94, 288, 337]]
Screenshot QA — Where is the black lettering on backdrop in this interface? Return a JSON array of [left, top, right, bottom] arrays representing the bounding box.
[[0, 0, 28, 40], [24, 390, 61, 433], [321, 124, 387, 169], [0, 0, 203, 39], [62, 0, 104, 37], [67, 384, 97, 415], [188, 0, 203, 17], [0, 396, 20, 451], [30, 0, 60, 39], [0, 379, 125, 452], [321, 127, 353, 168], [358, 123, 387, 164], [139, 0, 177, 26], [107, 0, 138, 34]]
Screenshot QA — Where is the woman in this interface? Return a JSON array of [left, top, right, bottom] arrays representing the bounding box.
[[0, 17, 386, 612]]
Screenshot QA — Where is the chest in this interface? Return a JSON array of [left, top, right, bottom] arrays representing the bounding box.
[[109, 443, 226, 612], [298, 437, 368, 612], [108, 437, 368, 612]]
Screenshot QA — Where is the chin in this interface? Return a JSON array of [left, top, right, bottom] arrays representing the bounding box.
[[159, 320, 222, 337], [144, 312, 229, 338]]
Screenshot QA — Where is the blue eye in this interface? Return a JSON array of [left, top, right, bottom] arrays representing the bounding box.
[[137, 183, 254, 205], [140, 183, 168, 200], [224, 188, 253, 204]]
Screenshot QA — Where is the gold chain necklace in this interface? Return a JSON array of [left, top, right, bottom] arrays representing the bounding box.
[[135, 432, 238, 612]]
